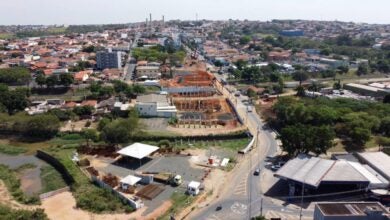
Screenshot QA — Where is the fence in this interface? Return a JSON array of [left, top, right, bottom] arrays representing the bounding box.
[[238, 135, 255, 154], [91, 175, 144, 210], [132, 131, 249, 142], [39, 186, 70, 200], [36, 150, 74, 185]]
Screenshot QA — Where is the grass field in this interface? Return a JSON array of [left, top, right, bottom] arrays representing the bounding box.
[[0, 165, 40, 205], [39, 165, 67, 193], [158, 192, 195, 220], [0, 144, 27, 155], [0, 33, 14, 39]]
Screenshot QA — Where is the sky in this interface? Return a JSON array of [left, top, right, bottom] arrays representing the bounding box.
[[1, 0, 390, 25]]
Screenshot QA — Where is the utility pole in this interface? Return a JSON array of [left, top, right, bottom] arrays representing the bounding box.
[[299, 181, 305, 220], [248, 149, 252, 220], [260, 197, 263, 216]]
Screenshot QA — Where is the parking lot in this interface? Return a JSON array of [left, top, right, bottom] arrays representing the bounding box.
[[140, 118, 169, 131], [87, 154, 205, 214]]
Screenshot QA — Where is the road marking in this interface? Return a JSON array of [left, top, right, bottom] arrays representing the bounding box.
[[230, 202, 248, 215], [266, 210, 311, 220], [233, 178, 247, 196], [205, 214, 221, 220]]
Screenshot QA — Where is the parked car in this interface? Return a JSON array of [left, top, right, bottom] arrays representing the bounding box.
[[271, 164, 281, 171]]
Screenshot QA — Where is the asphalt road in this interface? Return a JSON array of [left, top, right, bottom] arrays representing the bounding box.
[[189, 67, 314, 219], [122, 34, 140, 81]]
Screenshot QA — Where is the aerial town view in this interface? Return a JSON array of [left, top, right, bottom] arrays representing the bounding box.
[[1, 1, 390, 220]]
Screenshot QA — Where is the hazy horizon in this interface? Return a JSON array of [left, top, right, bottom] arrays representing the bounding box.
[[2, 0, 390, 25]]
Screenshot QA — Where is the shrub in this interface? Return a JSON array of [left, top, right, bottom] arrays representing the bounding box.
[[0, 165, 40, 205]]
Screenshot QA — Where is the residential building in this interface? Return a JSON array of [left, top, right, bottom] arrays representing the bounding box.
[[96, 50, 122, 70]]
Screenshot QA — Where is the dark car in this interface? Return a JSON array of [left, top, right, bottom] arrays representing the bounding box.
[[254, 168, 260, 176], [215, 205, 223, 211]]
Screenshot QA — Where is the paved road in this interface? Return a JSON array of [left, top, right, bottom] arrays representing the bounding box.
[[188, 64, 314, 219], [122, 33, 140, 81]]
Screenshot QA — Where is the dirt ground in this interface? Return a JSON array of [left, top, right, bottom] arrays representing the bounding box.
[[167, 124, 246, 136], [60, 120, 97, 132], [0, 181, 39, 210], [42, 191, 173, 220], [0, 179, 172, 220]]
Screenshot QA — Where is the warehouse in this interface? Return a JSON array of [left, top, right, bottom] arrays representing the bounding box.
[[274, 154, 389, 197], [135, 94, 177, 118]]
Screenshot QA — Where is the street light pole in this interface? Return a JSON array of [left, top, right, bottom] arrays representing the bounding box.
[[299, 181, 305, 220]]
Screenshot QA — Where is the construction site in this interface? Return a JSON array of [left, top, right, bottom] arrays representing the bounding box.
[[161, 70, 243, 131]]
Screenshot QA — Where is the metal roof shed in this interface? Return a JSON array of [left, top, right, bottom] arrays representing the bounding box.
[[120, 175, 142, 186], [357, 152, 390, 181], [117, 143, 159, 160]]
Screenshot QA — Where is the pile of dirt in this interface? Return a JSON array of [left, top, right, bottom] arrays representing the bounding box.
[[78, 146, 118, 158], [102, 173, 119, 188]]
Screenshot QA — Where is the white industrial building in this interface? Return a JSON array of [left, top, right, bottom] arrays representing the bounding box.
[[135, 94, 177, 118], [274, 153, 390, 197]]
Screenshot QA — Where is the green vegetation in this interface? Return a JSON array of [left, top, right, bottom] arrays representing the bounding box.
[[100, 113, 141, 145], [0, 204, 48, 220], [14, 24, 127, 38], [0, 84, 30, 114], [0, 67, 30, 85], [40, 165, 67, 193], [272, 97, 390, 155], [132, 45, 186, 65], [36, 73, 74, 88], [14, 163, 37, 173], [158, 192, 195, 220], [0, 113, 61, 139], [47, 149, 131, 213], [0, 165, 40, 205], [0, 144, 27, 155], [0, 33, 15, 39], [111, 80, 146, 99]]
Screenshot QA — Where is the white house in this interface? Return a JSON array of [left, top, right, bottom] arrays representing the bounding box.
[[136, 94, 177, 118]]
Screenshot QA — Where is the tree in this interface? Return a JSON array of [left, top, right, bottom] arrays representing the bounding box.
[[337, 65, 349, 74], [379, 117, 390, 136], [342, 112, 380, 145], [333, 80, 342, 90], [239, 35, 251, 45], [133, 84, 146, 94], [82, 129, 99, 146], [73, 106, 94, 116], [59, 73, 74, 87], [101, 111, 140, 145], [214, 60, 223, 67], [279, 124, 334, 156], [292, 70, 308, 83], [112, 80, 129, 93], [82, 45, 95, 53], [35, 73, 46, 88], [234, 60, 248, 70], [22, 114, 60, 139], [0, 86, 29, 114], [383, 94, 390, 104], [357, 64, 369, 76], [0, 67, 31, 85], [295, 85, 306, 97], [45, 75, 58, 88]]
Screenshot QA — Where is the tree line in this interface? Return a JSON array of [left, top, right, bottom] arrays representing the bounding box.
[[272, 97, 390, 156]]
